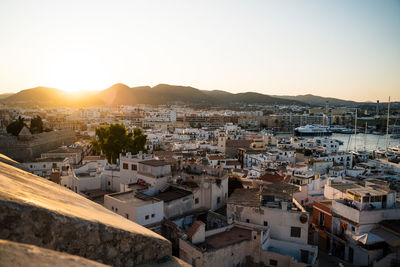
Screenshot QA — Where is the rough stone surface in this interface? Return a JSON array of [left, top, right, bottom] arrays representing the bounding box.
[[0, 239, 110, 267], [138, 256, 192, 267], [0, 156, 172, 266], [0, 130, 76, 161]]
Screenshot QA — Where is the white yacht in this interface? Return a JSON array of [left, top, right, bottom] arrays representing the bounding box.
[[294, 124, 332, 136]]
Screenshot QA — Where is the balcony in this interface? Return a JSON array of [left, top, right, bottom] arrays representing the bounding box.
[[332, 200, 400, 224]]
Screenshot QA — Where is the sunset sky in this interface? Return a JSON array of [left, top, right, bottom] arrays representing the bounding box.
[[0, 0, 399, 101]]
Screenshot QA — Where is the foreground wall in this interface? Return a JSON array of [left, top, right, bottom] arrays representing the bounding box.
[[0, 155, 175, 267]]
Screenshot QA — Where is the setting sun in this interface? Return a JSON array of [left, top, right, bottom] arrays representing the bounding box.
[[45, 51, 109, 93]]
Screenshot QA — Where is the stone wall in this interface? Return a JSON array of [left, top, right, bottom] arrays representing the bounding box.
[[0, 200, 170, 266], [0, 239, 110, 267], [0, 157, 184, 267], [0, 130, 76, 162]]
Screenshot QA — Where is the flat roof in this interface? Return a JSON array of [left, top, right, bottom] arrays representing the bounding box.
[[108, 191, 160, 206], [45, 147, 82, 154], [28, 157, 67, 163], [153, 187, 192, 202], [316, 200, 333, 209], [262, 182, 300, 199], [330, 183, 362, 193], [348, 188, 385, 197], [140, 160, 169, 167], [228, 188, 260, 205], [203, 227, 252, 249]]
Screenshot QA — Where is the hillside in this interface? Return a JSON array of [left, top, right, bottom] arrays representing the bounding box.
[[3, 86, 103, 107], [273, 94, 358, 106], [0, 93, 14, 100], [1, 83, 368, 107], [98, 83, 304, 106]]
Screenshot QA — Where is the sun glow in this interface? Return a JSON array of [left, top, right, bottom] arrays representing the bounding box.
[[45, 52, 109, 93]]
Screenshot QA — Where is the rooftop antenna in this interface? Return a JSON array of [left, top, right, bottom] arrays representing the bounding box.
[[385, 96, 391, 152]]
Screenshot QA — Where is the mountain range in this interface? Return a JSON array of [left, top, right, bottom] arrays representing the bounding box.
[[0, 83, 362, 107]]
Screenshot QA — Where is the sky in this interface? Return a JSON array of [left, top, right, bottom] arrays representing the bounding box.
[[0, 0, 399, 102]]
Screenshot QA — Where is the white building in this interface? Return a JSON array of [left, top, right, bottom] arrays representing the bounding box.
[[104, 189, 164, 227], [227, 184, 310, 245]]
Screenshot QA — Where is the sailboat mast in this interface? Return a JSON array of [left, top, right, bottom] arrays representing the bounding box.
[[354, 108, 357, 152], [385, 96, 390, 151], [364, 122, 367, 151]]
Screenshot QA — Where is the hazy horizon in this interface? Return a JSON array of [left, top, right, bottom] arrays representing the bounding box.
[[1, 0, 399, 102]]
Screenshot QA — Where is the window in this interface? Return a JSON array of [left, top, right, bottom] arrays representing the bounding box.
[[371, 196, 382, 202], [123, 163, 128, 169], [269, 259, 278, 266], [115, 208, 118, 212], [151, 214, 155, 218], [145, 215, 149, 220], [264, 221, 268, 226], [131, 164, 137, 171], [125, 214, 129, 219], [112, 206, 114, 211], [291, 227, 301, 238], [246, 219, 250, 223], [217, 197, 221, 204], [108, 181, 111, 186], [319, 212, 325, 227], [195, 198, 199, 204]]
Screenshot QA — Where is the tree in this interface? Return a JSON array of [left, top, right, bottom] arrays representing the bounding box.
[[30, 116, 43, 134], [6, 116, 25, 136], [91, 124, 147, 164]]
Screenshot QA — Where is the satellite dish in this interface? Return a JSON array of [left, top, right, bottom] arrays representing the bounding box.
[[299, 214, 308, 224]]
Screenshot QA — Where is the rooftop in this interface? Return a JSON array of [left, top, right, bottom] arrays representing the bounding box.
[[153, 187, 192, 202], [330, 183, 362, 193], [227, 188, 260, 205], [207, 155, 226, 161], [44, 147, 82, 154], [201, 227, 252, 249], [259, 172, 286, 183], [107, 191, 160, 206], [83, 156, 106, 161], [262, 182, 300, 200], [140, 160, 169, 167], [315, 200, 333, 209], [348, 188, 386, 197]]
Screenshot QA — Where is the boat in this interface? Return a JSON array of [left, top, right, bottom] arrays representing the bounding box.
[[294, 124, 332, 136], [329, 126, 354, 134], [391, 134, 400, 139], [334, 139, 344, 145]]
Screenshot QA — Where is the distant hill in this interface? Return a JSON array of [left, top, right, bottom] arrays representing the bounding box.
[[1, 84, 367, 107], [97, 84, 303, 106], [5, 87, 64, 104], [0, 93, 14, 100], [203, 90, 302, 105], [3, 87, 103, 107], [273, 94, 358, 106]]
